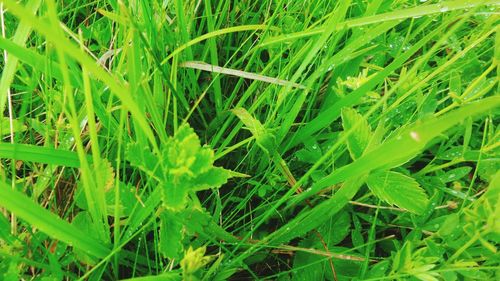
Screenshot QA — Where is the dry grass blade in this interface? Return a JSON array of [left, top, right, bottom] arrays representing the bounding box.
[[180, 61, 306, 89]]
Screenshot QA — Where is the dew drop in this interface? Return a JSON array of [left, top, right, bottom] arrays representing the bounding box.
[[410, 131, 421, 142], [439, 5, 449, 12]]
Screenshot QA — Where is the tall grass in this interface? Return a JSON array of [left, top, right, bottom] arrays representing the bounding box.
[[0, 0, 498, 280]]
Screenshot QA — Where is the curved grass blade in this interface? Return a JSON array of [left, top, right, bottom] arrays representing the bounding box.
[[161, 25, 277, 63], [180, 61, 306, 89]]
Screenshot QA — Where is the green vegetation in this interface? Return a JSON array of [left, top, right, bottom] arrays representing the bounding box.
[[0, 0, 499, 280]]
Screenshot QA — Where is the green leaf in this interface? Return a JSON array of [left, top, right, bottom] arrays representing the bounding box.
[[105, 182, 140, 218], [71, 212, 99, 265], [126, 143, 161, 179], [160, 123, 234, 211], [0, 118, 27, 136], [318, 211, 351, 246], [0, 181, 109, 258], [231, 107, 276, 155], [127, 123, 234, 211], [162, 176, 191, 210], [341, 107, 372, 159], [438, 167, 472, 183], [191, 167, 231, 191], [367, 171, 429, 214], [302, 96, 500, 200], [159, 210, 184, 259]]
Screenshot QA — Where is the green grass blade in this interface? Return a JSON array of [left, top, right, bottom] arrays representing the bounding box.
[[0, 180, 109, 258], [0, 143, 84, 167]]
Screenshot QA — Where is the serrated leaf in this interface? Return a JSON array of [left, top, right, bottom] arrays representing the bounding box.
[[190, 147, 214, 175], [161, 124, 235, 210], [191, 167, 231, 191], [367, 171, 429, 214], [105, 182, 139, 217], [127, 123, 235, 211], [162, 175, 191, 210], [159, 210, 183, 259], [231, 107, 276, 155], [341, 107, 372, 159], [95, 159, 115, 192], [71, 212, 98, 265], [74, 159, 114, 215], [126, 143, 161, 179]]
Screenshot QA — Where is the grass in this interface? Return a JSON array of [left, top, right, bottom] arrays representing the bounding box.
[[0, 0, 498, 280]]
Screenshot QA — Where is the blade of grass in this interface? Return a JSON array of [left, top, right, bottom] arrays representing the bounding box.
[[295, 95, 500, 204], [0, 143, 84, 167], [284, 19, 446, 150], [0, 180, 109, 258], [260, 0, 499, 47], [180, 61, 306, 89], [160, 25, 277, 63]]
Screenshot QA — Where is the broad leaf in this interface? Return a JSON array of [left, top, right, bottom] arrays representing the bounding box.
[[367, 170, 429, 214]]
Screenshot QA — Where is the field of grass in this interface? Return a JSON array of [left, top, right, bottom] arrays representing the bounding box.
[[0, 0, 499, 280]]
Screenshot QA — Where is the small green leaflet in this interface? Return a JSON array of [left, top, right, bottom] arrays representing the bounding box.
[[341, 107, 372, 159], [367, 170, 429, 214], [231, 107, 276, 155]]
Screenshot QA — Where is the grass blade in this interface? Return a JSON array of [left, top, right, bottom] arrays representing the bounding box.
[[0, 180, 109, 258]]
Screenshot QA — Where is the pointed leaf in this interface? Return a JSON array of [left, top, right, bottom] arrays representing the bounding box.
[[341, 107, 372, 159], [232, 107, 276, 155], [191, 167, 231, 191], [0, 182, 109, 258], [367, 171, 429, 214]]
